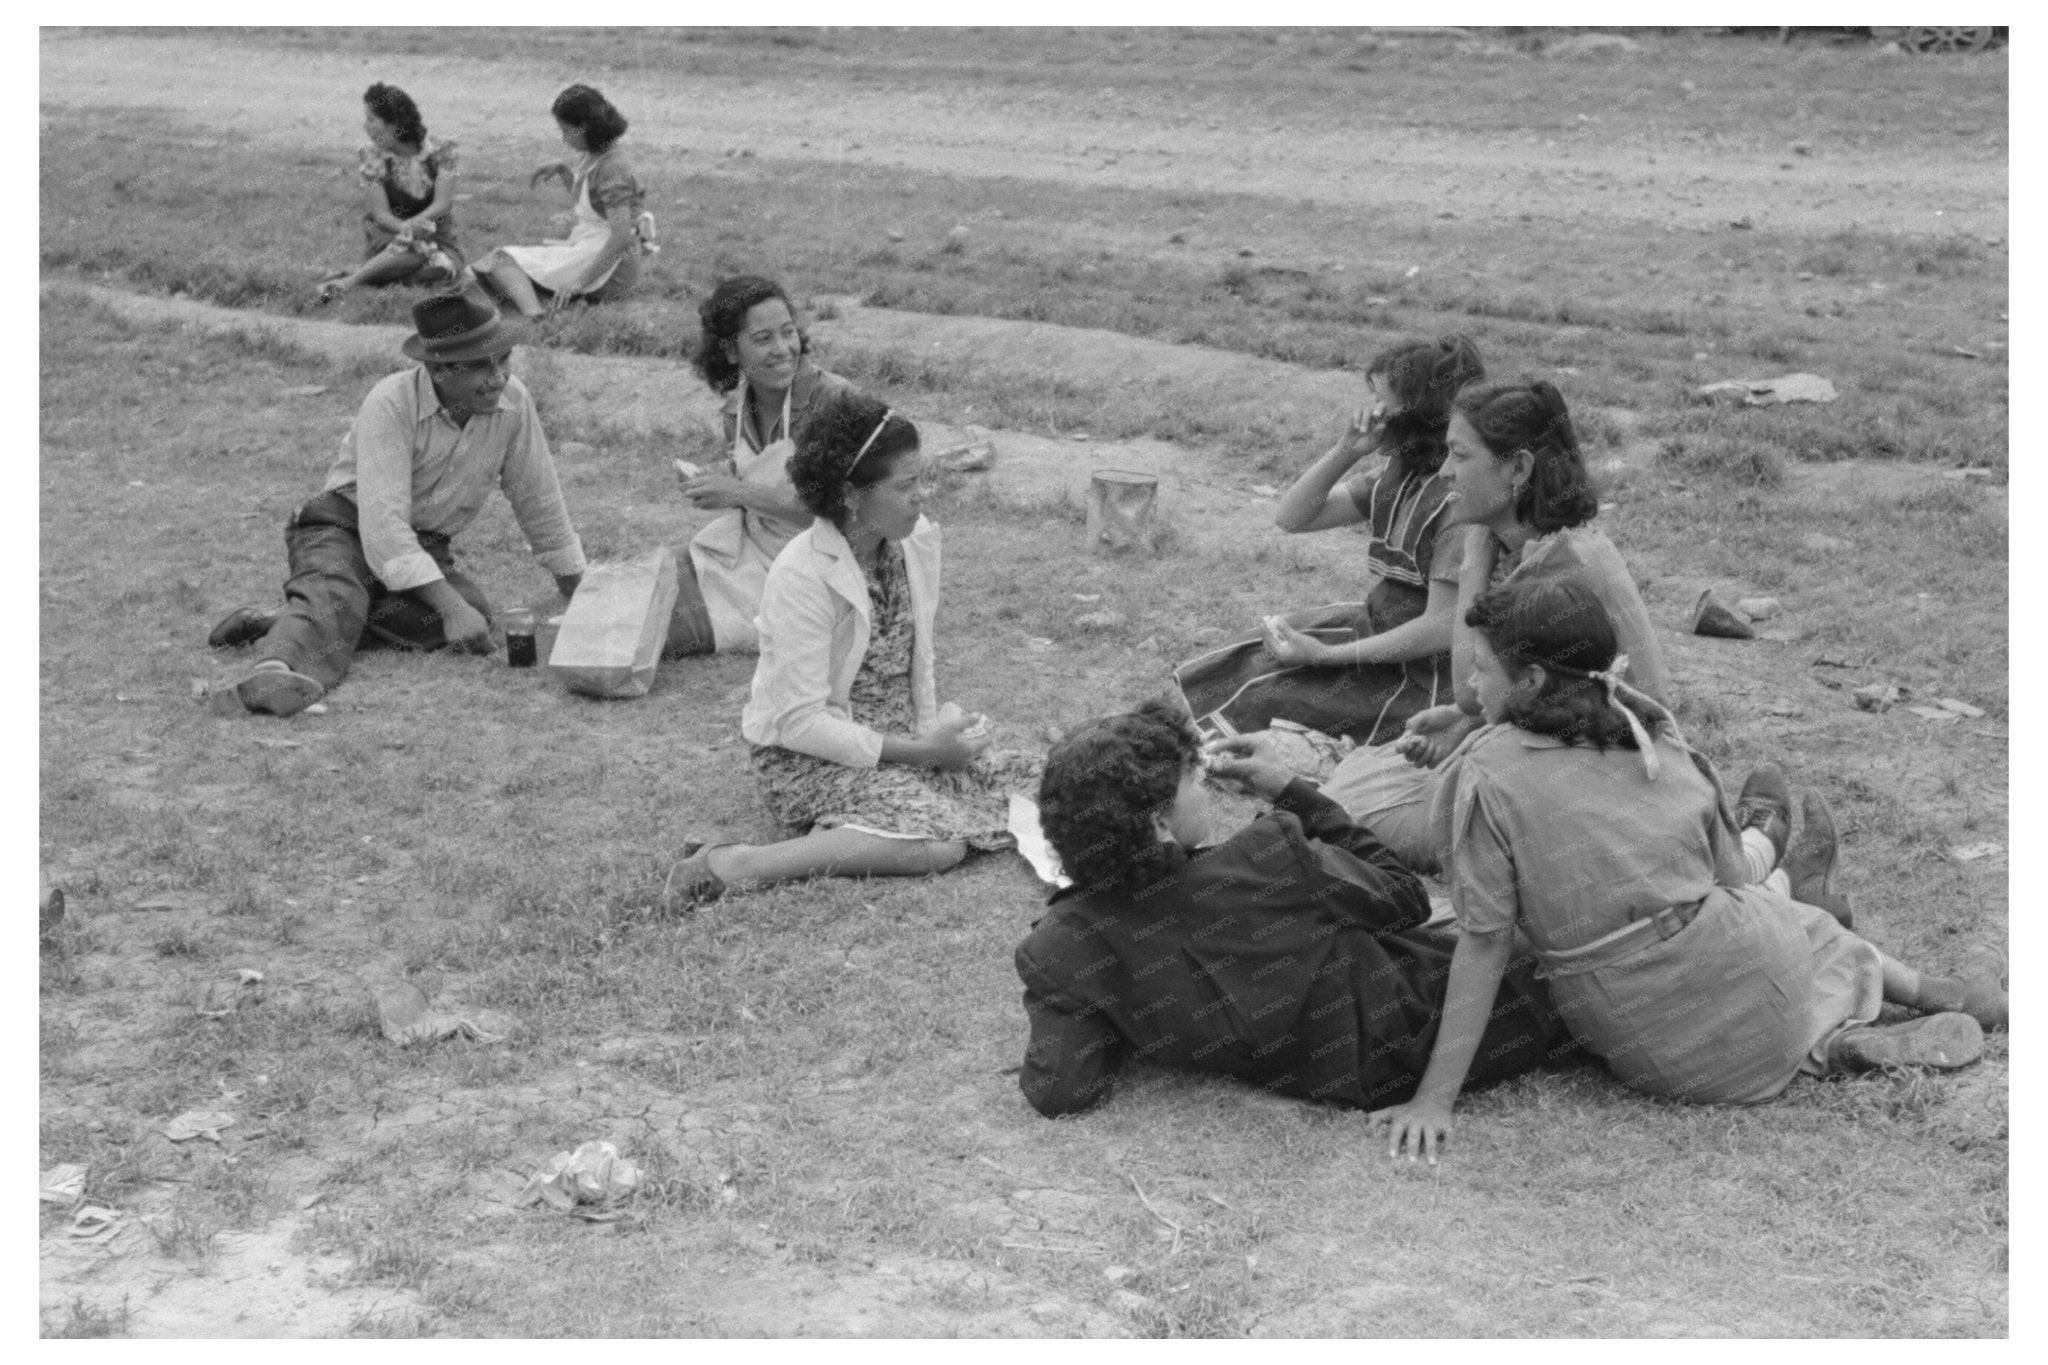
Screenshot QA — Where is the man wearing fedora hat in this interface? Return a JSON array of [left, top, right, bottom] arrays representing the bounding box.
[[208, 291, 586, 715]]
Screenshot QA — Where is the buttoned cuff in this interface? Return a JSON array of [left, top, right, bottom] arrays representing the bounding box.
[[377, 549, 445, 593], [533, 537, 588, 580]]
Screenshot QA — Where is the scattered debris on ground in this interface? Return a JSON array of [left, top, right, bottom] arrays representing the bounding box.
[[1692, 373, 1838, 406]]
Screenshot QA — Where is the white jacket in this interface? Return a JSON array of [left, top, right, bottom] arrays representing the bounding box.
[[741, 516, 941, 768]]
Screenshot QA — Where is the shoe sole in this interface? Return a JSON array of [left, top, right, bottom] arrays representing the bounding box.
[[235, 668, 324, 717], [209, 608, 281, 650], [1835, 1012, 1984, 1072]]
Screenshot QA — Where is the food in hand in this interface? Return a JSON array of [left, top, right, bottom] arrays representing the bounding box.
[[674, 459, 704, 480]]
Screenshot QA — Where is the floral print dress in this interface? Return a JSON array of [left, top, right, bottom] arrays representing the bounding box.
[[356, 136, 460, 264], [750, 542, 1041, 846]]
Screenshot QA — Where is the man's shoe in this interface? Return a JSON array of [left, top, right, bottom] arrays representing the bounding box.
[[209, 604, 283, 649], [234, 660, 324, 718], [1828, 1013, 1984, 1072], [1735, 762, 1792, 861], [1785, 791, 1844, 907], [1959, 946, 2008, 1032]]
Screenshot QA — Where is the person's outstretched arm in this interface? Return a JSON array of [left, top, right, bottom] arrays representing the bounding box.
[[1270, 778, 1430, 932], [1366, 925, 1515, 1163], [1016, 942, 1128, 1118]]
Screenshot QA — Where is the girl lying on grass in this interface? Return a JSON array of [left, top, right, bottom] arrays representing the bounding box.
[[1014, 700, 1582, 1118], [1175, 335, 1486, 744], [666, 392, 1041, 907], [1369, 579, 2008, 1163]]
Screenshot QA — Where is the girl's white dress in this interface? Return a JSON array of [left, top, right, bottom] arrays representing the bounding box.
[[501, 150, 641, 295]]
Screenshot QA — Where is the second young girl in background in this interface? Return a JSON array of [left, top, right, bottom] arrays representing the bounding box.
[[470, 84, 649, 319], [1175, 335, 1486, 745]]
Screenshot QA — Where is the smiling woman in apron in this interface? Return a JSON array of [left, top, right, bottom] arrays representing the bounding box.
[[663, 276, 854, 657], [470, 84, 648, 320]]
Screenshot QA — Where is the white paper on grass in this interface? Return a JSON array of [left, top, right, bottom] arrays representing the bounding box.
[[1008, 794, 1071, 889]]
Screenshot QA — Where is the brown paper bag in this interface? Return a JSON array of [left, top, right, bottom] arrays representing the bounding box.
[[547, 549, 679, 699]]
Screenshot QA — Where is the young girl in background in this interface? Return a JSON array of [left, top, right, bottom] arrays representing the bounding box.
[[1370, 579, 2007, 1163]]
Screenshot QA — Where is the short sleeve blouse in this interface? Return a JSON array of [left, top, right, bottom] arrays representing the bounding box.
[[583, 151, 643, 216], [358, 137, 459, 215], [1346, 465, 1460, 589]]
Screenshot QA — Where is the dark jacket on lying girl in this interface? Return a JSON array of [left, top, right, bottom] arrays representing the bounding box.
[[1014, 779, 1576, 1117]]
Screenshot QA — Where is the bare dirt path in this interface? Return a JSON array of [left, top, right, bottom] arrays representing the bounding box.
[[41, 29, 2005, 241]]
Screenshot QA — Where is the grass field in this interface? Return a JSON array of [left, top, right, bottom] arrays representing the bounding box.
[[39, 27, 2007, 1337]]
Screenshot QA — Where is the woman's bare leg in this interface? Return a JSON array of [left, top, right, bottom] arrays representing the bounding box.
[[473, 251, 547, 319], [1876, 948, 2005, 1028], [706, 827, 967, 888]]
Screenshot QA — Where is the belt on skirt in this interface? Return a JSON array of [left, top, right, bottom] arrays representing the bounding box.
[[1534, 898, 1705, 978]]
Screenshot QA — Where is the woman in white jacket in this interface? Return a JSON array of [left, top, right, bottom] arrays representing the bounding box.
[[668, 391, 1041, 906]]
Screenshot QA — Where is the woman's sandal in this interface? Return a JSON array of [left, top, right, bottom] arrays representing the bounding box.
[[658, 842, 732, 914], [313, 276, 348, 307]]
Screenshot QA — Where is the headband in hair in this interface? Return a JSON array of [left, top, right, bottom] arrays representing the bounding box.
[[848, 409, 894, 470], [1550, 653, 1660, 780]]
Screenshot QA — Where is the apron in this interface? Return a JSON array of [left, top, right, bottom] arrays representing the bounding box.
[[500, 155, 627, 295], [686, 380, 810, 652]]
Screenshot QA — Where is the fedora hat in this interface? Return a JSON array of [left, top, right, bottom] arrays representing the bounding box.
[[400, 290, 531, 363]]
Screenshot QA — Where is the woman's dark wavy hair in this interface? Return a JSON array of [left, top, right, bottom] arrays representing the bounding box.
[[362, 83, 426, 149], [551, 83, 627, 154], [1466, 580, 1659, 751], [1038, 700, 1203, 897], [692, 276, 810, 394], [1453, 380, 1599, 533], [1365, 333, 1487, 480], [788, 391, 918, 527]]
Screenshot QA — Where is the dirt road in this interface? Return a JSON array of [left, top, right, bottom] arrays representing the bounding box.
[[42, 29, 2005, 241]]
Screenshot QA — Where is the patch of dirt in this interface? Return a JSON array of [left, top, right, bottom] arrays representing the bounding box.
[[40, 1212, 420, 1337]]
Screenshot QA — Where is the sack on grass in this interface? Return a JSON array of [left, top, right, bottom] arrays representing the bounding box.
[[548, 549, 678, 699]]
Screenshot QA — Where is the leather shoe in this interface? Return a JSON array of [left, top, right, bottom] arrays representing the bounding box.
[[1828, 1013, 1983, 1072], [1734, 762, 1791, 861], [1785, 792, 1844, 911], [209, 604, 283, 649]]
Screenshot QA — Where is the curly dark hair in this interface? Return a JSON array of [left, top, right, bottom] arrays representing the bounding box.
[[691, 276, 810, 394], [551, 83, 627, 155], [1364, 333, 1487, 480], [362, 83, 426, 149], [1453, 380, 1599, 533], [1466, 580, 1659, 751], [1038, 700, 1203, 898], [788, 391, 919, 526]]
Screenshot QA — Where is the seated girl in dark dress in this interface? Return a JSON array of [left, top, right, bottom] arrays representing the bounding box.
[[1014, 700, 1579, 1118], [316, 83, 462, 305], [1175, 335, 1487, 745]]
